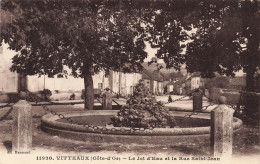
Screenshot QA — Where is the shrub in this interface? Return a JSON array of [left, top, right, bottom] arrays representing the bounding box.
[[111, 80, 176, 128], [39, 89, 52, 101], [205, 76, 230, 90], [70, 93, 75, 100], [234, 105, 258, 126], [26, 91, 42, 102], [0, 93, 9, 103], [40, 89, 52, 96], [81, 89, 85, 99], [7, 93, 20, 103]]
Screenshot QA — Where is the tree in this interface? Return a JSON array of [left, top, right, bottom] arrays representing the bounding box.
[[1, 0, 259, 109], [185, 0, 259, 92], [204, 76, 230, 90], [169, 71, 184, 80], [144, 0, 259, 92], [0, 0, 148, 110], [142, 0, 259, 122]]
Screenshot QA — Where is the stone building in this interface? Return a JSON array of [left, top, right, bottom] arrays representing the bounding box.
[[108, 71, 142, 96], [142, 69, 164, 95]]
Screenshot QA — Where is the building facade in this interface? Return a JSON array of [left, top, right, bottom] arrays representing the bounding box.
[[142, 69, 164, 95], [0, 43, 142, 99], [108, 71, 142, 96], [0, 44, 18, 93]]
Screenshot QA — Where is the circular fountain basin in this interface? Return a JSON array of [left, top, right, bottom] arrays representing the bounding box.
[[41, 110, 243, 145]]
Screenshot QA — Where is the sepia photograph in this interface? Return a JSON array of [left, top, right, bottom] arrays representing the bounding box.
[[0, 0, 259, 163]]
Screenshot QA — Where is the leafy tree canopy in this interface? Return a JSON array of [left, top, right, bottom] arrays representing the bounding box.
[[0, 0, 152, 109], [1, 0, 259, 109], [144, 0, 259, 79], [1, 0, 148, 77], [204, 76, 230, 89], [2, 0, 258, 79]]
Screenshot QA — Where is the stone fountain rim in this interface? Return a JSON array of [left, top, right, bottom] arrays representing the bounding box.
[[41, 110, 243, 136]]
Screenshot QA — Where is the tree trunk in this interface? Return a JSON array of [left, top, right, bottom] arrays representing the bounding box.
[[246, 69, 256, 92], [83, 66, 94, 110]]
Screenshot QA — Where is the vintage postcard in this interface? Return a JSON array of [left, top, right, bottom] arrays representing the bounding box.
[[0, 0, 259, 164]]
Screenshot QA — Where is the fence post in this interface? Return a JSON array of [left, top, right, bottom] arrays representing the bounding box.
[[210, 96, 234, 158], [193, 89, 202, 112], [102, 91, 112, 110], [12, 92, 32, 153]]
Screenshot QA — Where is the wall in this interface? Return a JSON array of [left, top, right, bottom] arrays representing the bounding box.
[[163, 80, 169, 88], [120, 72, 127, 95], [152, 81, 157, 94], [27, 69, 111, 92], [1, 43, 142, 98], [0, 44, 18, 93], [111, 71, 120, 93], [143, 79, 151, 91], [27, 75, 85, 92], [121, 72, 142, 95], [191, 77, 200, 91], [167, 85, 173, 93], [209, 88, 241, 104], [157, 81, 164, 94]]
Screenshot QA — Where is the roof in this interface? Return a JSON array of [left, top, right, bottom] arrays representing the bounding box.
[[185, 72, 201, 81], [110, 63, 143, 73], [142, 69, 164, 82], [167, 76, 187, 86], [167, 81, 175, 85], [175, 76, 187, 85], [141, 62, 178, 74], [152, 70, 164, 82], [229, 76, 246, 86], [142, 69, 153, 80]]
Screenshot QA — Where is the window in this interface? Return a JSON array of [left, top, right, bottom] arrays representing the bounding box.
[[98, 83, 103, 89]]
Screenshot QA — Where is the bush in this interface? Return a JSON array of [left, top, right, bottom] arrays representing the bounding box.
[[234, 105, 258, 126], [39, 89, 52, 101], [28, 92, 44, 102], [0, 93, 9, 103], [205, 76, 230, 90], [7, 93, 20, 103], [111, 80, 176, 128], [81, 89, 85, 99], [70, 93, 75, 100], [40, 89, 52, 96]]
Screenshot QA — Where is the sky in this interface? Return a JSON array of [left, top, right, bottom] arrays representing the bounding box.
[[144, 42, 159, 62]]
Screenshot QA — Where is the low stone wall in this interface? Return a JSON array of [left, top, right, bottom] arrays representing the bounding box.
[[0, 91, 83, 103], [50, 91, 82, 101], [0, 92, 9, 103], [209, 88, 240, 104]]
